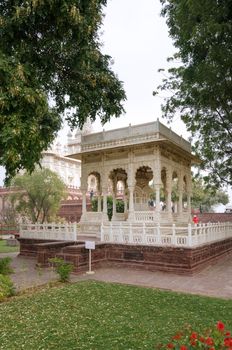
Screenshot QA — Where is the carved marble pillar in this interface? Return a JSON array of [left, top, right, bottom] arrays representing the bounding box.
[[153, 147, 162, 216], [127, 186, 135, 222], [80, 187, 87, 222], [167, 188, 172, 214], [82, 191, 87, 214], [102, 188, 109, 221], [124, 196, 128, 213], [154, 184, 161, 213], [127, 151, 135, 222], [112, 192, 117, 220], [177, 172, 183, 215], [80, 168, 88, 220], [166, 170, 172, 215], [178, 191, 183, 214], [187, 193, 191, 214], [97, 192, 101, 212], [186, 172, 192, 217]]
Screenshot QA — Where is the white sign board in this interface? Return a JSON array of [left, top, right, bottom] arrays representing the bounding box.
[[85, 241, 95, 250]]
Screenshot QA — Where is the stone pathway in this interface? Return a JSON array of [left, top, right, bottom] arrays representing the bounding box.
[[1, 252, 232, 299]]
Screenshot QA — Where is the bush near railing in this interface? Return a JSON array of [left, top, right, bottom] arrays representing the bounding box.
[[49, 257, 73, 282], [0, 257, 15, 302], [91, 196, 124, 220]]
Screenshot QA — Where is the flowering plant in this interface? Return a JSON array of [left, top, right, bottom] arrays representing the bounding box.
[[160, 321, 232, 350]]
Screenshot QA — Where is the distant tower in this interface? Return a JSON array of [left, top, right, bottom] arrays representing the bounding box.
[[67, 117, 93, 145], [67, 130, 73, 144]]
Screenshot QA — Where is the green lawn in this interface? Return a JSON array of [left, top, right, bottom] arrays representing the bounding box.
[[0, 281, 231, 350], [0, 239, 19, 253]]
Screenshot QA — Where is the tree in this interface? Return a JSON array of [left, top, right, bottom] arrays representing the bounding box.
[[155, 0, 232, 187], [0, 204, 19, 225], [160, 175, 228, 212], [10, 169, 66, 223], [190, 177, 228, 212], [0, 1, 126, 183]]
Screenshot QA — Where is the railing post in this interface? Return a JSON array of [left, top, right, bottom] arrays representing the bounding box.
[[119, 222, 122, 243], [110, 222, 113, 242], [73, 223, 77, 241], [172, 224, 176, 246], [203, 223, 206, 243], [100, 223, 104, 242], [203, 223, 207, 243], [143, 223, 146, 244], [188, 223, 192, 247], [157, 224, 161, 245], [129, 223, 133, 244]]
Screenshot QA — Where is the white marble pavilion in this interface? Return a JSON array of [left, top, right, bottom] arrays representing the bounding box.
[[68, 120, 199, 230]]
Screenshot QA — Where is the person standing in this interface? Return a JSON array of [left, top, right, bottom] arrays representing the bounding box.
[[193, 214, 199, 224]]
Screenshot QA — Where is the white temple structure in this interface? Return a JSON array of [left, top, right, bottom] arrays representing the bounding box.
[[41, 119, 94, 188], [68, 120, 199, 230], [41, 144, 81, 188]]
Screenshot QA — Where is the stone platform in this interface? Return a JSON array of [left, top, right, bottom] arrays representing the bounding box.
[[18, 237, 232, 275]]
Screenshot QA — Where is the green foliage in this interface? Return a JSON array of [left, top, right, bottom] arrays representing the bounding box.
[[0, 0, 126, 183], [0, 274, 15, 301], [191, 176, 229, 212], [10, 168, 66, 223], [0, 204, 19, 225], [91, 196, 124, 220], [0, 282, 232, 348], [0, 257, 13, 275], [49, 257, 73, 282], [156, 0, 232, 187], [161, 175, 228, 211]]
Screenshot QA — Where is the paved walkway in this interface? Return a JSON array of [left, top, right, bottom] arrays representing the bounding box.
[[1, 252, 232, 299]]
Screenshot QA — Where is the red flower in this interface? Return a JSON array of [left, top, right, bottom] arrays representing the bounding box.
[[167, 343, 174, 349], [209, 348, 215, 350], [224, 338, 232, 347], [173, 333, 182, 340], [180, 346, 188, 350], [217, 321, 225, 332], [199, 336, 205, 343], [205, 337, 214, 346], [226, 332, 231, 337], [190, 332, 198, 340], [190, 340, 196, 346]]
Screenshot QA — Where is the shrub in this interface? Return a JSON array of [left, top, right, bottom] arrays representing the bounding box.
[[158, 321, 232, 350], [91, 196, 124, 220], [0, 257, 13, 275], [49, 257, 73, 282], [0, 274, 15, 301]]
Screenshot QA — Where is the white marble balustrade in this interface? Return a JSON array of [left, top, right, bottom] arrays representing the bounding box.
[[100, 222, 232, 247], [19, 223, 77, 241]]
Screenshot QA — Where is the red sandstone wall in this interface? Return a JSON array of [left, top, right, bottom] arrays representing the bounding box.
[[18, 238, 75, 257], [197, 213, 232, 223], [19, 237, 232, 275], [58, 200, 92, 223]]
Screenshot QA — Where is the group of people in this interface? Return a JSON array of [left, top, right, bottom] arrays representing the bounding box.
[[148, 200, 174, 212]]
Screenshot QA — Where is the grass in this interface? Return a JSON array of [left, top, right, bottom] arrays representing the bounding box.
[[0, 281, 231, 350], [0, 239, 19, 253]]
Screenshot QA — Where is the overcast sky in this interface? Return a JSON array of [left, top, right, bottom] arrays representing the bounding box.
[[2, 0, 230, 209], [95, 0, 186, 133]]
